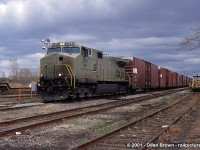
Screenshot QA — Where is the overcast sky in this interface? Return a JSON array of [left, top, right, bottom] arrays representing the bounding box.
[[0, 0, 200, 77]]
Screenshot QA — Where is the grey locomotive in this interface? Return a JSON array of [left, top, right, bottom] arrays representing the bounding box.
[[37, 42, 129, 101]]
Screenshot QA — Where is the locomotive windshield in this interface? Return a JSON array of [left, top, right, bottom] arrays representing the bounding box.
[[63, 47, 80, 54], [47, 47, 61, 54], [193, 76, 200, 81]]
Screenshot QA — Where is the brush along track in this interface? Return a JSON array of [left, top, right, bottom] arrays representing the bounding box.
[[72, 92, 198, 150], [0, 88, 185, 111], [0, 87, 31, 97], [0, 89, 184, 137]]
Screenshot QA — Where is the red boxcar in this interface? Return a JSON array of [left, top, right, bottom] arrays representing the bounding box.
[[145, 61, 151, 89], [150, 63, 159, 88], [125, 57, 146, 89], [125, 57, 159, 90], [159, 67, 166, 88], [183, 76, 187, 86], [179, 75, 184, 87], [159, 68, 173, 88], [186, 77, 189, 86], [172, 72, 178, 88], [168, 70, 173, 88]]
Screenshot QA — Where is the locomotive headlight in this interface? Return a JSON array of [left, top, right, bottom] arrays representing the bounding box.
[[58, 73, 62, 77], [59, 42, 65, 46]]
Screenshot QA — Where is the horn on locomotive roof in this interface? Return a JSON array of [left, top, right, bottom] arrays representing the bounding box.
[[41, 38, 51, 50]]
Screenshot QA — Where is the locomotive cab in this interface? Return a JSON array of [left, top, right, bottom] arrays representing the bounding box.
[[38, 42, 80, 101]]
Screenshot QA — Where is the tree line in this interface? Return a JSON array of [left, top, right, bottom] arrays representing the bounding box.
[[0, 57, 39, 87]]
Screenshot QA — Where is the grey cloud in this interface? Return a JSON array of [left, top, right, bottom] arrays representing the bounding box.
[[0, 0, 200, 76]]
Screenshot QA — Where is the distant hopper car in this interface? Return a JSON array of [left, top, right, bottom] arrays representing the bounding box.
[[37, 41, 190, 101], [0, 78, 11, 93]]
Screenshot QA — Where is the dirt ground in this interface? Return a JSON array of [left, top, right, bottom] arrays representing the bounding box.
[[150, 92, 200, 150], [0, 91, 197, 150]]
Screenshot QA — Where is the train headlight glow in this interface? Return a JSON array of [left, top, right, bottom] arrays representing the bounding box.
[[59, 42, 65, 46], [58, 73, 62, 77]]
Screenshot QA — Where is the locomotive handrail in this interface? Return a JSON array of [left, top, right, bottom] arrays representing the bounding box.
[[65, 65, 73, 87], [67, 65, 76, 89]]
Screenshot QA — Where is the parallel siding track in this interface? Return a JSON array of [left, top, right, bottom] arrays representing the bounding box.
[[72, 91, 198, 150]]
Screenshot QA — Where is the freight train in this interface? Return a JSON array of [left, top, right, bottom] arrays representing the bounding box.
[[37, 41, 191, 101]]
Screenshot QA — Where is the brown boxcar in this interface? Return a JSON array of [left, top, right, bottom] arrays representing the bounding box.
[[159, 67, 173, 88], [172, 72, 178, 88], [183, 76, 187, 86], [179, 75, 184, 87], [125, 57, 159, 90], [168, 70, 173, 88], [145, 61, 151, 89], [125, 57, 146, 90], [150, 63, 159, 89], [159, 67, 167, 88]]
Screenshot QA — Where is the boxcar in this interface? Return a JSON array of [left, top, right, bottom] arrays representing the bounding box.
[[168, 70, 173, 88], [159, 67, 167, 88], [150, 62, 159, 89], [125, 57, 159, 91], [179, 75, 184, 87], [125, 57, 146, 90], [172, 72, 178, 88]]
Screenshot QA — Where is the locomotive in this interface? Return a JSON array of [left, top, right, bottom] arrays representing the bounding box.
[[37, 41, 130, 101]]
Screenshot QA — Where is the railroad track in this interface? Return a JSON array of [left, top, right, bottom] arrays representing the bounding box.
[[0, 88, 185, 137], [0, 87, 33, 109], [72, 92, 198, 150]]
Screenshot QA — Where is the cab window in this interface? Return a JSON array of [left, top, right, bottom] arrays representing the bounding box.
[[82, 47, 89, 57], [47, 47, 61, 54], [62, 47, 80, 54]]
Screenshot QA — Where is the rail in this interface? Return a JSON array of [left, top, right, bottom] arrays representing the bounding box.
[[72, 90, 196, 150]]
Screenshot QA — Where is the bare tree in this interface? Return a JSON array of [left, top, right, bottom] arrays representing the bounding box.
[[8, 57, 20, 81], [0, 71, 6, 78], [31, 67, 40, 82], [19, 67, 40, 85], [179, 25, 200, 51]]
